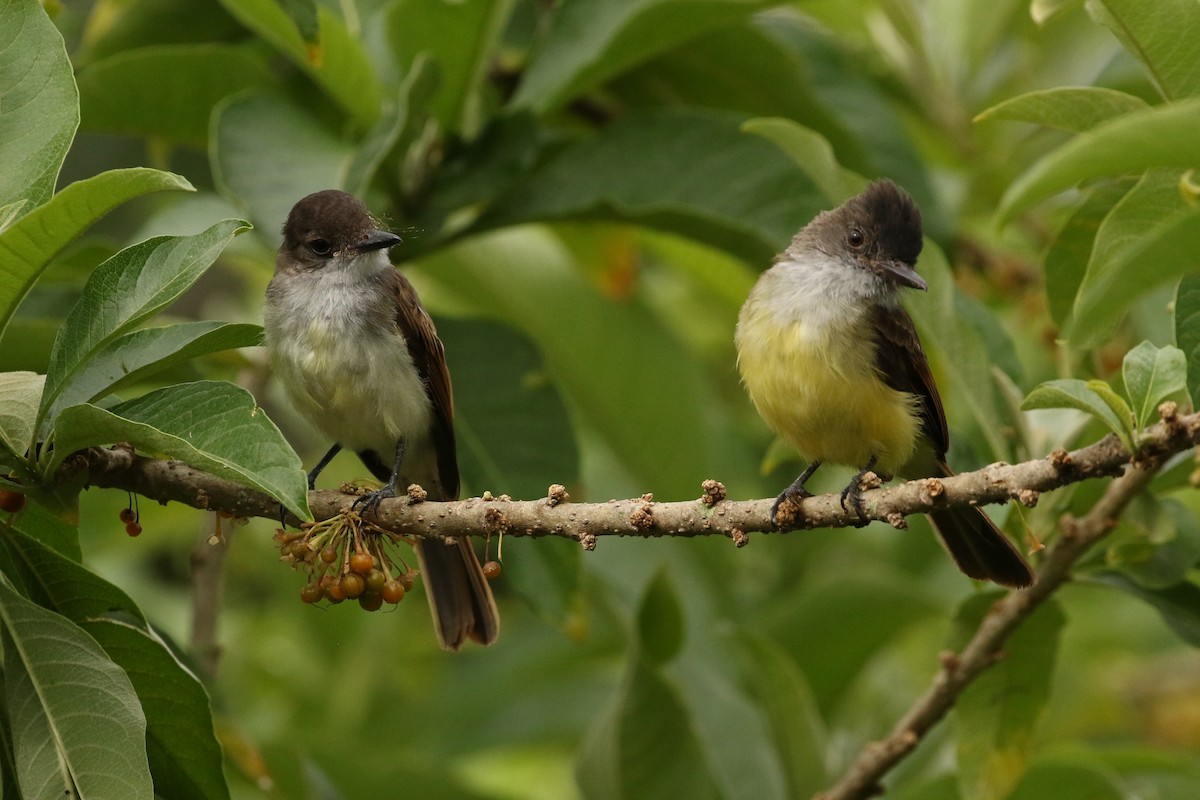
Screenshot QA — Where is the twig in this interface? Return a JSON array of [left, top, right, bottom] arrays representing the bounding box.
[[189, 515, 231, 681]]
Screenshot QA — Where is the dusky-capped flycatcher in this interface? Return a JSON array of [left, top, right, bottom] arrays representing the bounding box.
[[264, 190, 500, 648], [735, 180, 1035, 588]]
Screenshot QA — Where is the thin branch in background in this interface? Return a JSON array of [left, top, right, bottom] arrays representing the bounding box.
[[189, 513, 232, 681]]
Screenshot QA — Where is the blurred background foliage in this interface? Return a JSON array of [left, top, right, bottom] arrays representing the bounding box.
[[5, 0, 1200, 797]]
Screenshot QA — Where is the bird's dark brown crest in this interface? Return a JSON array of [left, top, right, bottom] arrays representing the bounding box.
[[281, 189, 379, 253], [845, 180, 924, 265]]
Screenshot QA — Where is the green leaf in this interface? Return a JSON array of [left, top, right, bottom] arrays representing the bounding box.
[[513, 0, 767, 113], [1122, 342, 1187, 429], [77, 44, 274, 146], [0, 0, 78, 214], [742, 117, 864, 204], [637, 570, 685, 665], [0, 578, 152, 800], [0, 372, 44, 466], [81, 620, 229, 800], [975, 87, 1149, 132], [1065, 169, 1200, 347], [1105, 498, 1200, 589], [1021, 379, 1135, 450], [953, 594, 1065, 800], [0, 168, 194, 341], [42, 322, 263, 428], [998, 98, 1200, 222], [0, 523, 144, 625], [1031, 0, 1085, 25], [1087, 570, 1200, 646], [9, 500, 79, 561], [47, 381, 310, 520], [212, 89, 353, 239], [38, 219, 250, 435], [1085, 0, 1200, 100], [477, 109, 824, 265], [1008, 758, 1124, 800], [276, 0, 318, 43], [217, 0, 381, 128], [1175, 275, 1200, 407]]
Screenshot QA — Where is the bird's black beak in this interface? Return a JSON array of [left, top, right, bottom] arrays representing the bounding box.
[[880, 259, 927, 291], [354, 230, 402, 253]]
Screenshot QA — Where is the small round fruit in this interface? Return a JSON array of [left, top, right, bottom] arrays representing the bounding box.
[[365, 569, 386, 593], [320, 546, 338, 563], [300, 583, 324, 604], [482, 560, 502, 579], [339, 572, 366, 599], [326, 583, 346, 603], [125, 522, 142, 537], [398, 572, 415, 592], [349, 551, 374, 574], [0, 490, 26, 514], [382, 580, 405, 604], [119, 507, 136, 524], [358, 592, 384, 612]]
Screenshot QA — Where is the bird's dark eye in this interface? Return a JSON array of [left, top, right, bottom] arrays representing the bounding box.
[[848, 228, 866, 249], [308, 239, 333, 257]]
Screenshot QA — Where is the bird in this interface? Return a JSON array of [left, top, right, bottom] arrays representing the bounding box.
[[735, 179, 1035, 588], [263, 189, 500, 647]]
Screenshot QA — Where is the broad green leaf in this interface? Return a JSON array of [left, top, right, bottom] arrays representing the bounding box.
[[514, 0, 767, 113], [1085, 0, 1200, 100], [0, 524, 145, 626], [1032, 0, 1088, 25], [277, 0, 318, 43], [38, 219, 250, 434], [576, 661, 720, 800], [1008, 759, 1124, 800], [77, 44, 274, 146], [637, 570, 685, 665], [217, 0, 381, 128], [975, 87, 1149, 132], [9, 501, 79, 560], [0, 0, 78, 214], [1122, 342, 1187, 429], [1088, 570, 1200, 646], [1174, 275, 1200, 407], [0, 687, 17, 800], [42, 322, 263, 428], [47, 381, 309, 520], [386, 0, 512, 135], [0, 200, 27, 234], [211, 90, 353, 239], [0, 372, 44, 465], [1066, 169, 1200, 346], [742, 117, 864, 204], [0, 168, 194, 341], [998, 98, 1200, 221], [0, 579, 152, 800], [81, 620, 229, 800], [953, 593, 1065, 800], [1022, 379, 1135, 449], [476, 109, 824, 265], [1042, 181, 1133, 329], [1105, 498, 1200, 589]]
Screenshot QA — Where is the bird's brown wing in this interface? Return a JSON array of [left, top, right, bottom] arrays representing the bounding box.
[[869, 303, 949, 457], [390, 270, 460, 500]]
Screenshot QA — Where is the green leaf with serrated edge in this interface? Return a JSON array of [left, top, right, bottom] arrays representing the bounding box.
[[0, 523, 144, 626], [216, 0, 380, 127], [742, 117, 864, 204], [953, 593, 1065, 800], [1066, 170, 1200, 347], [37, 219, 250, 439], [0, 0, 78, 214], [975, 87, 1149, 132], [78, 44, 273, 146], [1085, 0, 1200, 100], [0, 372, 44, 466], [1043, 181, 1134, 330], [47, 381, 309, 520], [514, 0, 767, 113], [42, 322, 263, 430], [1021, 379, 1134, 450], [1123, 342, 1188, 429], [1175, 275, 1200, 407], [637, 570, 685, 665], [0, 578, 152, 800], [0, 168, 194, 341], [998, 98, 1200, 222], [212, 90, 352, 240], [1087, 571, 1200, 646], [81, 620, 229, 800]]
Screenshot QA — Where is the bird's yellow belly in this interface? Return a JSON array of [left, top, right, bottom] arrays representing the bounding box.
[[736, 317, 919, 473]]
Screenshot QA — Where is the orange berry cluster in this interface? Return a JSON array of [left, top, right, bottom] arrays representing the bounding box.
[[119, 506, 142, 537]]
